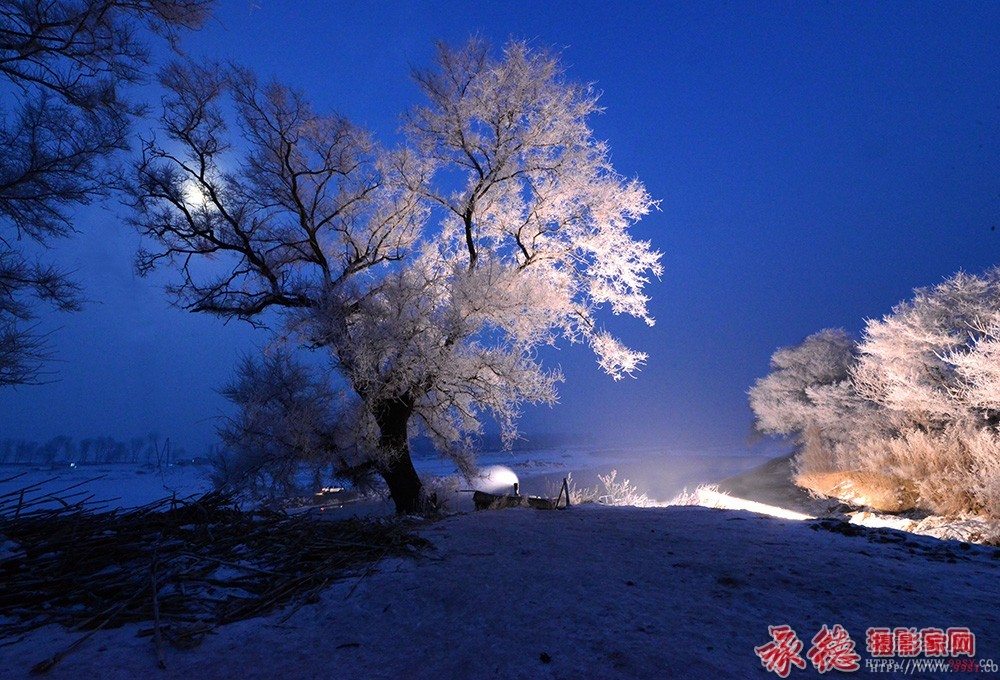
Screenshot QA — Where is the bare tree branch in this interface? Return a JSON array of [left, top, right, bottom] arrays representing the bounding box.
[[0, 0, 213, 386]]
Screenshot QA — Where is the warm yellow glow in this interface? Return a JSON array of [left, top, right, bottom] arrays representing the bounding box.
[[690, 488, 814, 521]]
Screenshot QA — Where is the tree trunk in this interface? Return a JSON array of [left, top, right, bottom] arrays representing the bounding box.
[[374, 396, 424, 514]]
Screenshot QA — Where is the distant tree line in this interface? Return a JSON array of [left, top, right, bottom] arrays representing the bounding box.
[[0, 433, 189, 466]]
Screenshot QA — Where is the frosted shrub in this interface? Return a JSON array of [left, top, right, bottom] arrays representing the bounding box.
[[970, 433, 1000, 518], [546, 472, 599, 505], [751, 268, 1000, 519], [668, 484, 728, 507], [794, 426, 846, 475], [544, 470, 653, 506], [792, 411, 1000, 516], [597, 470, 653, 507], [748, 329, 885, 473], [748, 329, 857, 439], [872, 428, 974, 515], [422, 475, 462, 512]]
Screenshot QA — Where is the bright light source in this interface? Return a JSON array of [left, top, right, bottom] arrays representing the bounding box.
[[182, 180, 211, 208], [472, 465, 519, 494]]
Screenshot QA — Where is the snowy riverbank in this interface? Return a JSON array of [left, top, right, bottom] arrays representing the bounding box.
[[3, 452, 999, 678], [3, 503, 998, 679], [0, 445, 775, 516]]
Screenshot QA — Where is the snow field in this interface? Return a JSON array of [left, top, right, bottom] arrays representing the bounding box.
[[4, 504, 997, 679]]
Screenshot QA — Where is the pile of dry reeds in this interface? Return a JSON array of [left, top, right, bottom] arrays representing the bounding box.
[[0, 474, 427, 673]]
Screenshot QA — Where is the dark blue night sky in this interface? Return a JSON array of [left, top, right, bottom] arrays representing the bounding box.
[[2, 1, 998, 455]]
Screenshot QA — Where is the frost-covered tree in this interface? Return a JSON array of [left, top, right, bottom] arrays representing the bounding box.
[[752, 270, 1000, 444], [853, 268, 1000, 428], [405, 39, 661, 377], [0, 0, 212, 385], [128, 39, 661, 512], [214, 351, 371, 497], [946, 314, 1000, 417], [748, 328, 858, 439], [751, 269, 1000, 516]]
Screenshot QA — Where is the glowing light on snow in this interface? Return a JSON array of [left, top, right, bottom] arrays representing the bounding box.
[[472, 465, 519, 494], [691, 488, 813, 521]]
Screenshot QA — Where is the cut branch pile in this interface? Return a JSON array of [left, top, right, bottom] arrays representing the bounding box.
[[0, 477, 429, 663]]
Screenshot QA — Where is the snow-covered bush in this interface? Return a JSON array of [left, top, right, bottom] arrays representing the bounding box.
[[749, 328, 856, 437], [545, 472, 599, 505], [969, 430, 1000, 518], [667, 484, 728, 507], [597, 470, 654, 507], [877, 427, 976, 515], [751, 269, 1000, 518], [748, 329, 890, 449], [749, 329, 885, 474], [544, 470, 653, 506], [793, 425, 1000, 517]]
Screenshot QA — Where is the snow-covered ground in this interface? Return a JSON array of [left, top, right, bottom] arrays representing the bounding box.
[[0, 463, 212, 510], [3, 504, 998, 678], [0, 463, 213, 512], [3, 451, 998, 678], [0, 445, 773, 515]]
